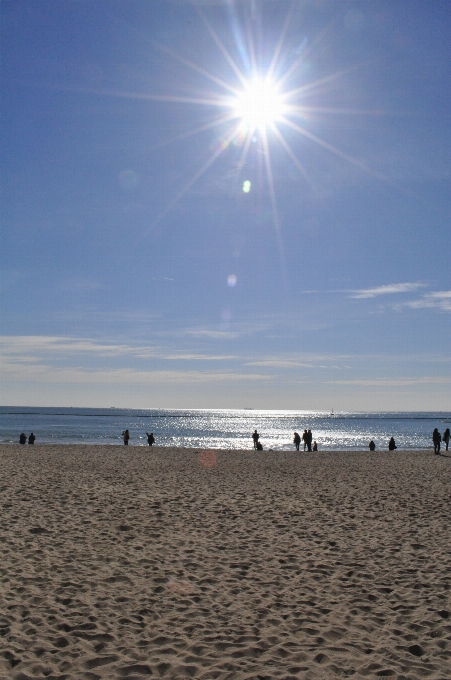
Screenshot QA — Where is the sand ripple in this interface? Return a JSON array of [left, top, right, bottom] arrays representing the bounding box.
[[0, 446, 450, 679]]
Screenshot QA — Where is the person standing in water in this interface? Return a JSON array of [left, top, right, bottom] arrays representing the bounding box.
[[122, 429, 130, 446], [146, 432, 155, 446]]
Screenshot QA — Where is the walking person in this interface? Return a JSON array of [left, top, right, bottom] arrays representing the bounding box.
[[293, 432, 301, 451], [443, 428, 450, 452], [122, 429, 130, 446], [252, 429, 260, 450], [432, 428, 441, 455]]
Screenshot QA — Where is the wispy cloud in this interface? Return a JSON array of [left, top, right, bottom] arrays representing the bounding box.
[[327, 377, 451, 386], [0, 336, 237, 362], [351, 282, 426, 299], [1, 362, 268, 384], [405, 291, 451, 312]]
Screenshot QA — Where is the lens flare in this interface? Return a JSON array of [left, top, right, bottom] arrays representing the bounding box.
[[243, 180, 251, 193], [227, 274, 237, 287], [199, 450, 217, 468]]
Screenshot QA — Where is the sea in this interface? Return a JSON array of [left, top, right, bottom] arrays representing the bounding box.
[[0, 407, 450, 451]]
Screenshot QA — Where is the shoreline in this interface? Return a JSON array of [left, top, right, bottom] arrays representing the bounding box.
[[1, 446, 450, 679], [1, 442, 443, 453]]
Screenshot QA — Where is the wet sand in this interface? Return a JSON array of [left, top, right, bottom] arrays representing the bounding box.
[[1, 445, 450, 679]]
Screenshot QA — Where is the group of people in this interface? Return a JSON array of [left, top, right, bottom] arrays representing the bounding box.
[[368, 428, 450, 453], [19, 432, 35, 445], [433, 427, 450, 455], [122, 430, 155, 446], [293, 430, 317, 451], [253, 429, 318, 452]]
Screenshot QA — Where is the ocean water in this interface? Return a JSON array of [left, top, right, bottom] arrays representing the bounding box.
[[0, 407, 450, 451]]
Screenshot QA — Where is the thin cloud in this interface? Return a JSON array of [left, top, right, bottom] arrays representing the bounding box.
[[351, 282, 426, 299], [0, 336, 239, 363], [1, 362, 269, 384], [405, 291, 451, 312], [327, 377, 451, 386]]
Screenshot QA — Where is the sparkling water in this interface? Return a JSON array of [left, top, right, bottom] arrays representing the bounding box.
[[1, 407, 449, 450]]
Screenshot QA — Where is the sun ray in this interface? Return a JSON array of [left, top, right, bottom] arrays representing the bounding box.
[[155, 42, 242, 97], [237, 127, 255, 170], [282, 64, 366, 100], [266, 2, 295, 82], [146, 112, 240, 153], [279, 115, 387, 181], [271, 125, 320, 197], [146, 125, 240, 232], [260, 127, 287, 291], [193, 1, 248, 89]]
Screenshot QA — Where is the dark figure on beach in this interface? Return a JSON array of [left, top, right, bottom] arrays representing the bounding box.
[[443, 428, 450, 452], [307, 429, 313, 452], [293, 432, 301, 451], [122, 429, 130, 446], [28, 433, 36, 445], [19, 433, 27, 445], [302, 430, 308, 451], [432, 428, 441, 455], [252, 429, 260, 450], [388, 437, 397, 451], [146, 432, 155, 446], [256, 441, 263, 451], [369, 440, 376, 452], [312, 441, 318, 452]]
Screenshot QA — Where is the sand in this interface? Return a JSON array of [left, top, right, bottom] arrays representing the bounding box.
[[0, 445, 450, 680]]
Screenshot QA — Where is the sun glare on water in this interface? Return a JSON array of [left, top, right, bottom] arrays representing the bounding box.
[[234, 78, 285, 131]]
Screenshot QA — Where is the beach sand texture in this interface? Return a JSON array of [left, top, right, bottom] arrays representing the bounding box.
[[1, 446, 450, 680]]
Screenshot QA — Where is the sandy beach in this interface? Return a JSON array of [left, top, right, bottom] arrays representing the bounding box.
[[0, 445, 450, 679]]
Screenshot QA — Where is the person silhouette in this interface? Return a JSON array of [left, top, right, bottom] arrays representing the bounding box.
[[432, 428, 441, 455], [369, 440, 376, 452], [312, 441, 318, 451], [307, 429, 313, 452], [28, 433, 36, 445], [443, 428, 450, 452], [302, 430, 308, 451], [19, 433, 27, 445], [146, 432, 155, 446], [122, 429, 130, 446], [388, 437, 397, 451], [252, 430, 259, 450], [293, 432, 301, 451]]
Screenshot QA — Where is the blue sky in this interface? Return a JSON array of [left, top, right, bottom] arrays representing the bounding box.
[[1, 0, 450, 410]]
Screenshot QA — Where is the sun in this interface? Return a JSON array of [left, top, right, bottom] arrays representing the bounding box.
[[233, 77, 285, 131]]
